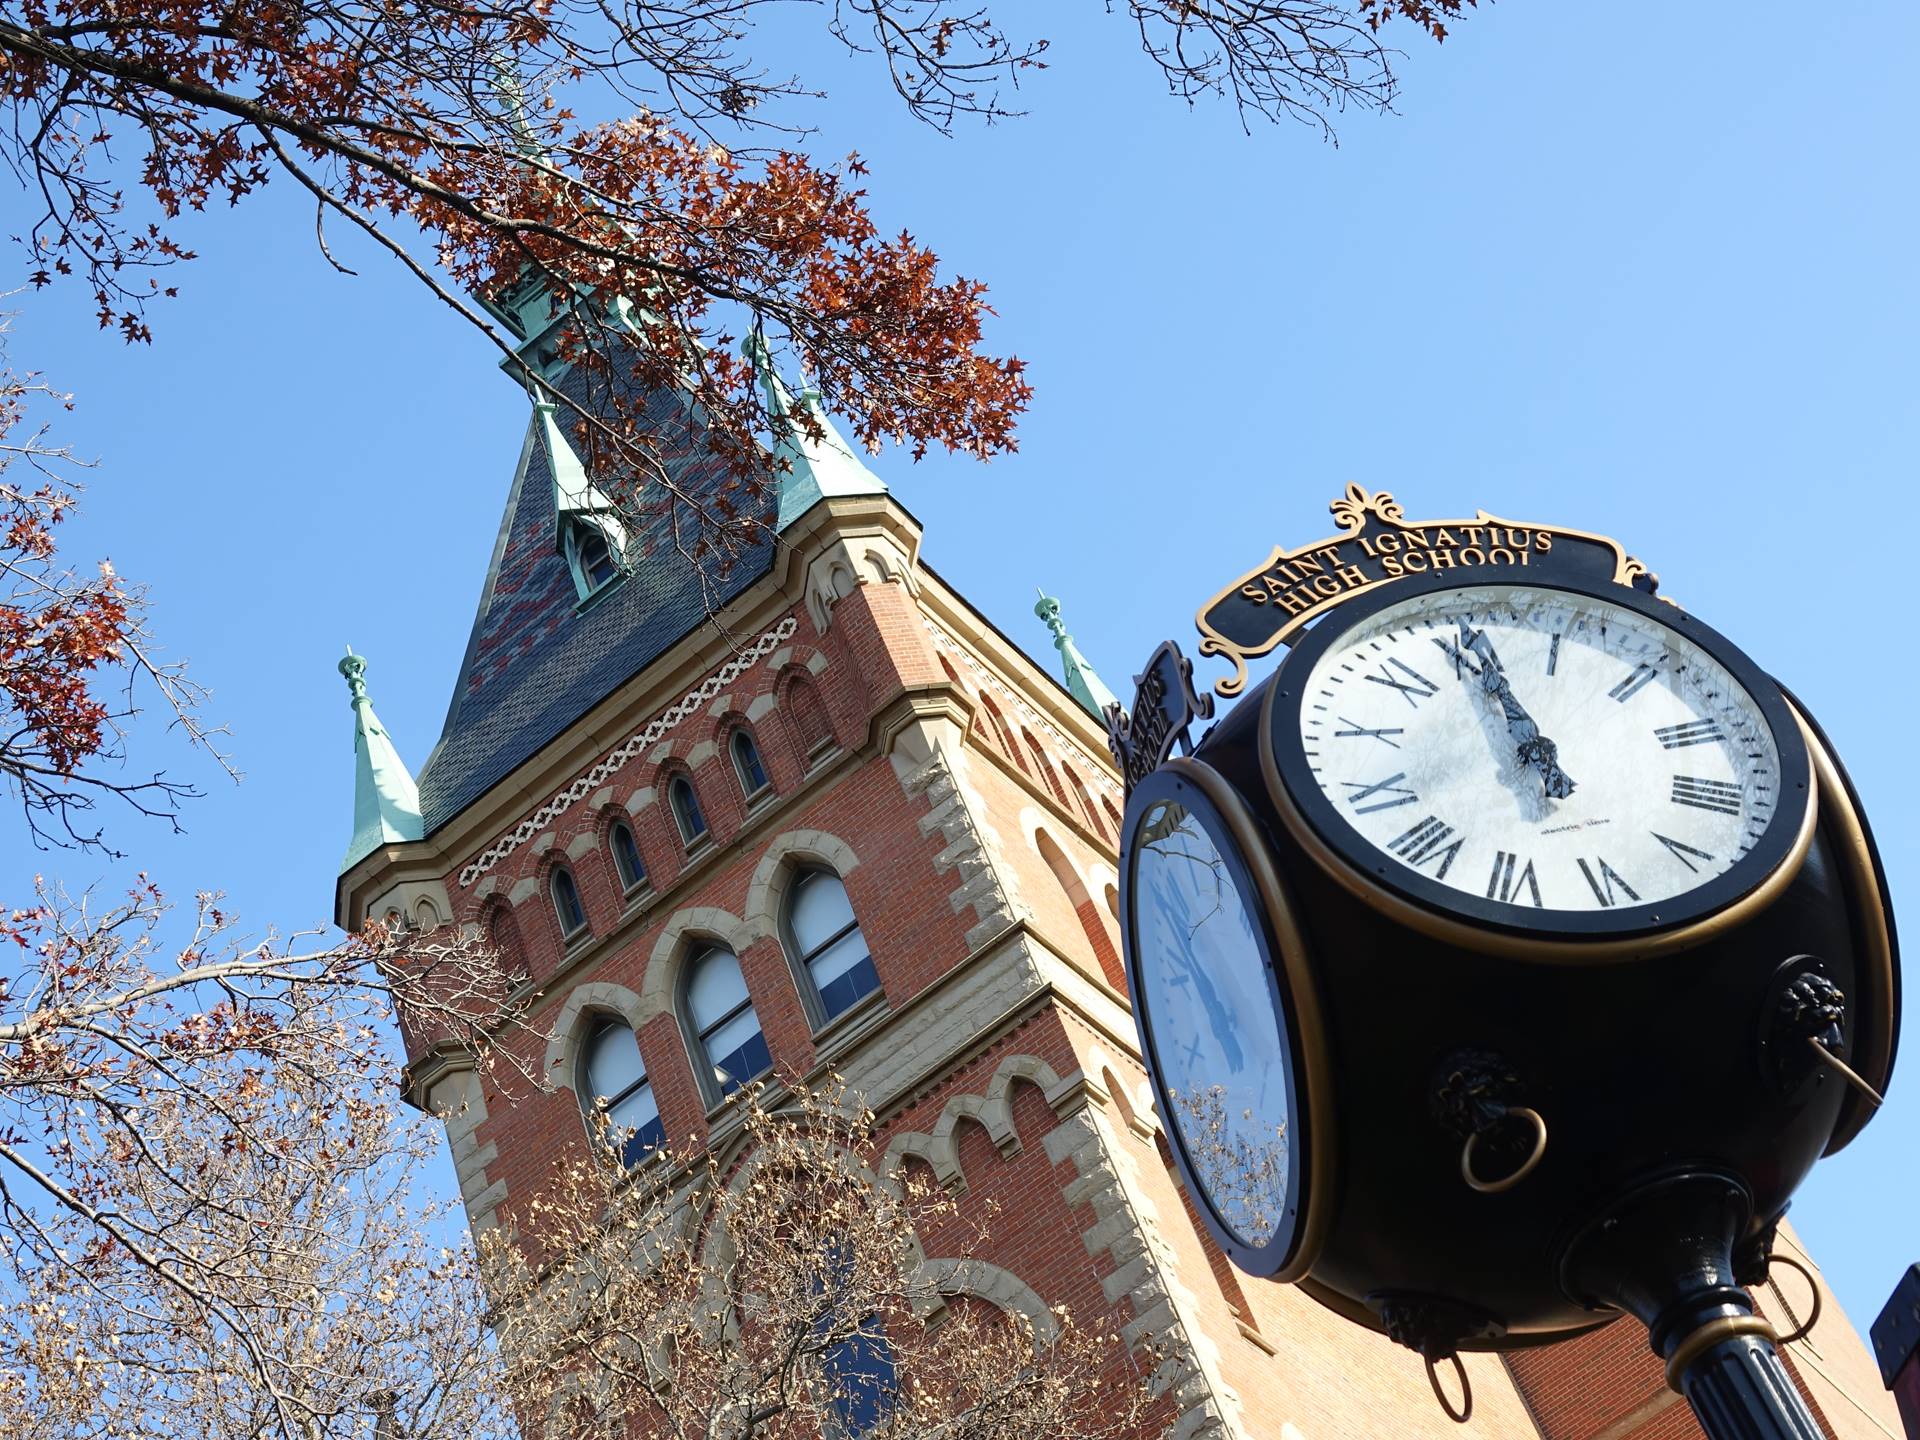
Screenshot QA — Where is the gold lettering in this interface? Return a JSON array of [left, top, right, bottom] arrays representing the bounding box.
[[1264, 575, 1288, 596], [1279, 589, 1313, 616], [1292, 552, 1324, 576], [1430, 547, 1457, 570], [1519, 549, 1531, 566], [1241, 584, 1268, 605], [1459, 547, 1485, 565], [1402, 529, 1430, 550], [1434, 528, 1459, 547], [1489, 547, 1516, 565], [1311, 575, 1341, 598], [1383, 555, 1404, 577], [1335, 564, 1367, 589], [1463, 526, 1486, 545], [1506, 528, 1532, 549], [1536, 532, 1553, 553], [1321, 544, 1346, 566], [1401, 552, 1428, 573]]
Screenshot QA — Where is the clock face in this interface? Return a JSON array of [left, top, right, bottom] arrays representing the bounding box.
[[1272, 580, 1803, 933], [1125, 772, 1303, 1260]]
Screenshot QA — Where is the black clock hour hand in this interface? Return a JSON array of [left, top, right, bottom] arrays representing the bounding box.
[[1449, 619, 1578, 801]]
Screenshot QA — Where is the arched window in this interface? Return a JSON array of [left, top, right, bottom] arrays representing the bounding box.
[[413, 896, 442, 930], [685, 947, 770, 1100], [820, 1317, 896, 1435], [732, 728, 771, 801], [551, 866, 588, 941], [669, 775, 709, 849], [979, 694, 1024, 771], [579, 1018, 663, 1166], [1101, 794, 1123, 834], [786, 871, 878, 1025], [1104, 882, 1120, 923], [609, 820, 647, 893], [1065, 766, 1105, 836], [1035, 829, 1124, 992], [789, 676, 835, 759], [485, 904, 522, 964]]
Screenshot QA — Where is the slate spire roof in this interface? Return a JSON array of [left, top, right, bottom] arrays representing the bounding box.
[[743, 332, 888, 530]]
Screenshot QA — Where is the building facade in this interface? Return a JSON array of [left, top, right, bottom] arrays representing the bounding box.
[[333, 342, 1903, 1440]]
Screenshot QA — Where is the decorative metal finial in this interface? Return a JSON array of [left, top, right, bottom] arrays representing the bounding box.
[[1035, 588, 1067, 641], [338, 645, 370, 705]]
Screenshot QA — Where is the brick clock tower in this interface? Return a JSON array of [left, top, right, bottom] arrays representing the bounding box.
[[333, 329, 1903, 1440]]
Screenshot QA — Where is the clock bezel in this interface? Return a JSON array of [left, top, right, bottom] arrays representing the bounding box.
[[1119, 756, 1334, 1280], [1259, 571, 1816, 957]]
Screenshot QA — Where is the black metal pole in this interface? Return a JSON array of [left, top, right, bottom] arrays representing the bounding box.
[[1559, 1171, 1832, 1440], [1677, 1325, 1827, 1440]]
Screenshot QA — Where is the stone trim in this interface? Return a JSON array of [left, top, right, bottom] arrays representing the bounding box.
[[897, 744, 1028, 950], [742, 829, 863, 941], [457, 616, 799, 887], [637, 905, 759, 1023], [1045, 1107, 1241, 1440], [545, 980, 650, 1086], [877, 1053, 1076, 1194], [912, 1257, 1060, 1342]]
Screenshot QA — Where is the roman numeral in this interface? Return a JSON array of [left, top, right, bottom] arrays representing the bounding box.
[[1608, 662, 1660, 702], [1652, 832, 1716, 873], [1655, 719, 1724, 749], [1577, 856, 1641, 908], [1333, 717, 1405, 749], [1364, 657, 1440, 707], [1340, 772, 1419, 814], [1485, 850, 1543, 906], [1671, 775, 1743, 816], [1389, 815, 1463, 879], [1546, 633, 1561, 676]]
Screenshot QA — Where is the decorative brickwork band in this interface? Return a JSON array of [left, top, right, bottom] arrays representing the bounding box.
[[457, 618, 798, 886]]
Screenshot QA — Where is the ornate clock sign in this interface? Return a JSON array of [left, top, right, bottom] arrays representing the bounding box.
[[1111, 486, 1899, 1440]]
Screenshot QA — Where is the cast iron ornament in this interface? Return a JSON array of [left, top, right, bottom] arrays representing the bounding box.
[[1118, 487, 1900, 1440]]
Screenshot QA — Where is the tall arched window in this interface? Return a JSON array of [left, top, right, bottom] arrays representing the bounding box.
[[564, 518, 623, 600], [731, 728, 771, 800], [1035, 829, 1124, 992], [670, 775, 709, 849], [685, 947, 770, 1101], [1065, 765, 1105, 837], [1101, 794, 1123, 834], [786, 871, 878, 1025], [551, 866, 588, 941], [609, 820, 647, 893], [1023, 728, 1072, 808], [579, 1018, 663, 1166]]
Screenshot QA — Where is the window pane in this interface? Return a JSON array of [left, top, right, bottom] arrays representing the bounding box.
[[806, 929, 871, 994], [612, 824, 645, 889], [686, 949, 749, 1031], [733, 731, 769, 792], [824, 1328, 896, 1435], [704, 1008, 770, 1092], [672, 778, 707, 842], [790, 873, 856, 955], [553, 869, 587, 934], [583, 1022, 646, 1102], [607, 1083, 664, 1161], [815, 955, 880, 1022]]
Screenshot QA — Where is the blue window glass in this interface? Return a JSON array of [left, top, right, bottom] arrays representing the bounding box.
[[670, 776, 708, 847], [610, 821, 647, 892], [732, 729, 771, 797], [573, 524, 619, 592], [580, 1020, 664, 1165], [788, 872, 878, 1023], [686, 947, 769, 1098], [551, 867, 588, 939], [822, 1325, 896, 1435]]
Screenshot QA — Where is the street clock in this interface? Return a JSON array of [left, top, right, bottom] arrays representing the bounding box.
[[1111, 487, 1898, 1440]]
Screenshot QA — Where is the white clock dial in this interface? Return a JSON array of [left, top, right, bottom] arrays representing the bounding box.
[[1294, 584, 1780, 915]]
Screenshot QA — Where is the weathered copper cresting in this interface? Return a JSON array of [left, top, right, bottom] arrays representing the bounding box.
[[1114, 487, 1899, 1440]]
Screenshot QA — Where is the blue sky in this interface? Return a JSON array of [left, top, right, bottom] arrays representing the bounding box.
[[7, 5, 1915, 1335]]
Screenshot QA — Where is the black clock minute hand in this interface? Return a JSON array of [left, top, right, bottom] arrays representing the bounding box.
[[1446, 619, 1578, 801]]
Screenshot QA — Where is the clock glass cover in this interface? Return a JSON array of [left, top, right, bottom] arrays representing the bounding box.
[[1127, 778, 1298, 1253], [1277, 580, 1800, 932]]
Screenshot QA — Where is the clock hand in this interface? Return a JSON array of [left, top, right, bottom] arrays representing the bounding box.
[[1448, 619, 1578, 800]]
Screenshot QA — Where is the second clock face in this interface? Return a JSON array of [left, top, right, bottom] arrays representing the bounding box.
[[1284, 582, 1784, 920]]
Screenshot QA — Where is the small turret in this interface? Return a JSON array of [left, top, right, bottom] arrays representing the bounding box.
[[743, 332, 887, 531], [339, 647, 424, 873], [1034, 590, 1120, 720]]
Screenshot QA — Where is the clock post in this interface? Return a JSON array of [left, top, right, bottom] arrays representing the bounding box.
[[1111, 487, 1898, 1440]]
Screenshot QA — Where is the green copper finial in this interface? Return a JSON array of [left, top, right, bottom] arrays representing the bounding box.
[[743, 329, 886, 531], [337, 647, 424, 873], [1033, 589, 1120, 720]]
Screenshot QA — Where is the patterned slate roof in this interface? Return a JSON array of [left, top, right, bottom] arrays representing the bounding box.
[[416, 370, 777, 836]]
